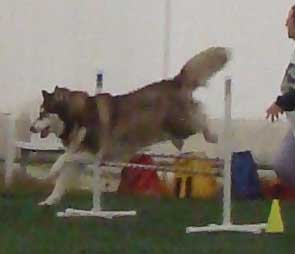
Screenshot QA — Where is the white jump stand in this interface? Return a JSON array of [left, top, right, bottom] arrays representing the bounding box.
[[57, 209, 136, 219], [57, 164, 137, 219], [186, 77, 267, 234], [186, 223, 267, 234]]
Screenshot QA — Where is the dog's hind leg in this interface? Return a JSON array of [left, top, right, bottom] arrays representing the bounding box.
[[172, 138, 184, 151], [202, 127, 218, 144]]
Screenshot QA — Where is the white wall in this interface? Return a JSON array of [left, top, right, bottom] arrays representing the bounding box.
[[1, 0, 294, 119], [0, 0, 165, 117], [169, 0, 295, 119]]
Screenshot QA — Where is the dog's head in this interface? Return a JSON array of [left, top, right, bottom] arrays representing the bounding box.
[[41, 86, 70, 114], [30, 106, 64, 138], [41, 86, 91, 124]]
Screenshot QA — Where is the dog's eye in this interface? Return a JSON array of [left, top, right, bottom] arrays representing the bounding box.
[[39, 108, 49, 119]]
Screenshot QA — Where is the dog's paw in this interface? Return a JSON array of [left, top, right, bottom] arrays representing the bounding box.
[[38, 199, 56, 206], [41, 172, 59, 182], [203, 128, 219, 144], [205, 133, 218, 144]]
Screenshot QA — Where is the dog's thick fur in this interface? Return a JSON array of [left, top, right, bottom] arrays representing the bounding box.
[[31, 47, 230, 205], [42, 47, 229, 160]]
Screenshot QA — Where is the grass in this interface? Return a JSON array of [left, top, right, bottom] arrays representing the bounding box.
[[1, 190, 295, 254]]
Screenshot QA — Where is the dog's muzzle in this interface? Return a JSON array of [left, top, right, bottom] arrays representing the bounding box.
[[30, 126, 38, 133], [30, 124, 50, 138]]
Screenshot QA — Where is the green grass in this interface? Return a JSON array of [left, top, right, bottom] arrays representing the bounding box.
[[1, 191, 295, 254]]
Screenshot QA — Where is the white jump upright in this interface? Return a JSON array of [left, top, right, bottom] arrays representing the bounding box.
[[57, 164, 136, 219], [186, 77, 267, 234], [4, 113, 16, 186]]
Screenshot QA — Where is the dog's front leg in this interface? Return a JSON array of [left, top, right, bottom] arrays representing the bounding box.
[[68, 126, 86, 152], [39, 170, 67, 206], [39, 162, 81, 206], [43, 127, 86, 180], [42, 152, 72, 181]]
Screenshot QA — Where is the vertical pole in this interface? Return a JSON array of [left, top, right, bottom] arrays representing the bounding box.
[[162, 0, 172, 183], [93, 71, 103, 211], [96, 71, 103, 94], [223, 77, 232, 225], [163, 0, 171, 79], [92, 163, 102, 212], [5, 113, 16, 186]]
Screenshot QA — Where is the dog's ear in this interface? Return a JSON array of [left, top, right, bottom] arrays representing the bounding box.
[[42, 90, 51, 99], [53, 86, 64, 101], [41, 90, 54, 111]]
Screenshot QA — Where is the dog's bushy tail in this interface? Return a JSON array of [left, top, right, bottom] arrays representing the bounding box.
[[177, 47, 231, 90]]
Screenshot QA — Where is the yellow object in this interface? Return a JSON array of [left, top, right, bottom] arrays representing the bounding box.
[[266, 199, 284, 233], [191, 174, 218, 199], [173, 155, 219, 199]]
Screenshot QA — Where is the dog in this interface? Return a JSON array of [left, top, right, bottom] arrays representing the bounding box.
[[31, 47, 230, 206]]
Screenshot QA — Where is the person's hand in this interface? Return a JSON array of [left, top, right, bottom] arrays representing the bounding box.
[[266, 103, 283, 122]]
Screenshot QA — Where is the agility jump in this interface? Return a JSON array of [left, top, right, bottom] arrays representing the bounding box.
[[57, 78, 267, 234]]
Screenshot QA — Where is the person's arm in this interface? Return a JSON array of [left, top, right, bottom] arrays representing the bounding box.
[[266, 89, 295, 122], [275, 89, 295, 111]]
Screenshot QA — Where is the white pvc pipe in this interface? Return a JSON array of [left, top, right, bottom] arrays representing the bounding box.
[[186, 77, 266, 234], [162, 0, 172, 184], [163, 0, 171, 79], [223, 77, 232, 225], [57, 209, 136, 219], [92, 164, 102, 212], [186, 223, 266, 234], [4, 113, 16, 186]]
